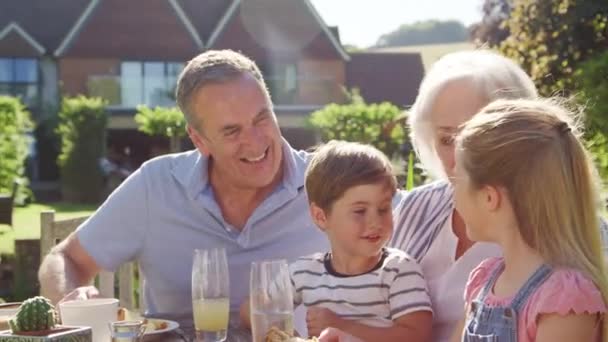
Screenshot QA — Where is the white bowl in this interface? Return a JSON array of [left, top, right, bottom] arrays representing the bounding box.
[[0, 303, 21, 330], [0, 302, 21, 318]]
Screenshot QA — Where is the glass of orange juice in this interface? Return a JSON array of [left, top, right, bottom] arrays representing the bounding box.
[[192, 248, 230, 342]]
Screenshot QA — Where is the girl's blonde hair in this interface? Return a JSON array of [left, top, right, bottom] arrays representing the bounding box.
[[456, 98, 608, 339]]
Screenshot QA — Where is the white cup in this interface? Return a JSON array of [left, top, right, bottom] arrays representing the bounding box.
[[0, 303, 21, 330], [59, 298, 119, 342]]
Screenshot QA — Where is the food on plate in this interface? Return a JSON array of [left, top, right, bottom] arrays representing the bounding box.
[[117, 308, 168, 331], [264, 326, 318, 342]]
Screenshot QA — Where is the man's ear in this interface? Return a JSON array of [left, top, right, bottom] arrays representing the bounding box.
[[187, 124, 210, 156], [309, 202, 328, 231]]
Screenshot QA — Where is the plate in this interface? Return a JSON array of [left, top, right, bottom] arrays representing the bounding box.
[[144, 319, 179, 335]]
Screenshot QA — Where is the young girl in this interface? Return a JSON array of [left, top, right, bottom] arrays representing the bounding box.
[[451, 99, 608, 342]]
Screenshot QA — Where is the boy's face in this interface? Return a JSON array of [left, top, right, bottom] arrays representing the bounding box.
[[310, 183, 394, 259]]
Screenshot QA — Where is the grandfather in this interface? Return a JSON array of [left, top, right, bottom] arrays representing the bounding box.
[[38, 50, 329, 331]]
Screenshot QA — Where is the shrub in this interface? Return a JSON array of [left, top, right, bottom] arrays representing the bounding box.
[[56, 96, 108, 203], [134, 105, 186, 153], [0, 96, 33, 204], [308, 92, 425, 188], [308, 93, 405, 160]]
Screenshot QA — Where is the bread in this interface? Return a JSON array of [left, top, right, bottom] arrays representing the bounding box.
[[264, 327, 318, 342], [265, 326, 292, 342]]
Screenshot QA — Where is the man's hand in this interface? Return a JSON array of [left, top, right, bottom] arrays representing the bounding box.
[[306, 307, 342, 337], [38, 234, 101, 304], [59, 286, 100, 304]]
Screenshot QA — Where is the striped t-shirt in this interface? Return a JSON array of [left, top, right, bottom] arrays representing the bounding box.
[[289, 248, 432, 328]]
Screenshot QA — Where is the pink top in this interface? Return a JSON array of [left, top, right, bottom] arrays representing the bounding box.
[[464, 257, 607, 342]]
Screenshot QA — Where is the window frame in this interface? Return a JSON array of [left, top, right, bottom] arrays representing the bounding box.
[[0, 57, 40, 107], [119, 60, 184, 108]]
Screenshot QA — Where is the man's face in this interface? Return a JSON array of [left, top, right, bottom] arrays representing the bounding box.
[[187, 73, 283, 190]]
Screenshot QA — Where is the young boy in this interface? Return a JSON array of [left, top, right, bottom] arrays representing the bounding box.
[[242, 141, 432, 342]]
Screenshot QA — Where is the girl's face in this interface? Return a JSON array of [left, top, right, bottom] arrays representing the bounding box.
[[429, 80, 488, 179], [452, 150, 507, 243]]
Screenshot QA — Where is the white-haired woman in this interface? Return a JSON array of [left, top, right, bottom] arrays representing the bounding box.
[[391, 50, 608, 342], [389, 49, 539, 342]]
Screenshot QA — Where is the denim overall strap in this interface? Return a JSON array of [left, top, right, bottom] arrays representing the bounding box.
[[462, 262, 552, 342], [509, 264, 553, 314], [475, 260, 506, 302], [463, 261, 516, 342]]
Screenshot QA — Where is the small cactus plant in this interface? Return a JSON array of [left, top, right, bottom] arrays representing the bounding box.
[[8, 296, 57, 333]]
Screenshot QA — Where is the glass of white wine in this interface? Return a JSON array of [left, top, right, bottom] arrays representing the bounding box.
[[250, 260, 294, 342], [192, 248, 230, 342]]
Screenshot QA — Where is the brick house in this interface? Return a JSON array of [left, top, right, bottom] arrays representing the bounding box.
[[0, 0, 423, 180]]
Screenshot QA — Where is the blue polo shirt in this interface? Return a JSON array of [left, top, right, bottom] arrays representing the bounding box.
[[77, 140, 329, 325]]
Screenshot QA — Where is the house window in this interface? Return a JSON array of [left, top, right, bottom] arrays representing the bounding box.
[[120, 61, 183, 107], [0, 58, 39, 106], [264, 63, 298, 105]]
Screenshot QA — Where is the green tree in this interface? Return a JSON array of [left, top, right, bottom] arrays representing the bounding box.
[[470, 0, 512, 46], [0, 96, 33, 203], [494, 0, 608, 190], [577, 51, 608, 181], [577, 51, 608, 135], [499, 0, 608, 96], [57, 96, 107, 203], [134, 106, 186, 153], [376, 20, 468, 47]]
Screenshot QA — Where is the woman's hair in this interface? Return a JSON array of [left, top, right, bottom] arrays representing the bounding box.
[[409, 49, 538, 179], [456, 98, 608, 335]]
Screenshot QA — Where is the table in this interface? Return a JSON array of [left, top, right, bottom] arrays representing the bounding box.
[[144, 313, 252, 342]]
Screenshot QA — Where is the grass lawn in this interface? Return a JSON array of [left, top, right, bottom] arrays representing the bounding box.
[[0, 203, 96, 255]]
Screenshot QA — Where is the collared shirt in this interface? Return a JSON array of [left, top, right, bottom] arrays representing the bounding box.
[[77, 140, 329, 329]]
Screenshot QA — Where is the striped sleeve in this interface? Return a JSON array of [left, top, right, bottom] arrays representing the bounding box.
[[390, 181, 453, 261], [388, 256, 432, 320], [289, 260, 303, 307]]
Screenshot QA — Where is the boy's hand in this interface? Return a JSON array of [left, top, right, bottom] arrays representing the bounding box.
[[319, 328, 364, 342], [306, 307, 342, 337]]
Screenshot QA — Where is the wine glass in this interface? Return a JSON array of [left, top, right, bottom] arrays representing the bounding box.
[[249, 259, 294, 342], [192, 248, 230, 342]]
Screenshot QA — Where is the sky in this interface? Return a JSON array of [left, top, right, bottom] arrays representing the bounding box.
[[310, 0, 484, 48]]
